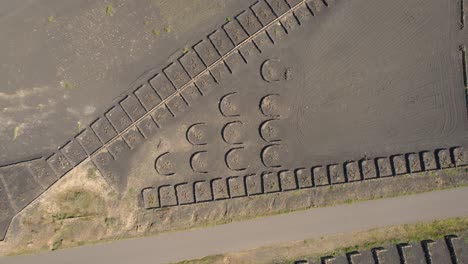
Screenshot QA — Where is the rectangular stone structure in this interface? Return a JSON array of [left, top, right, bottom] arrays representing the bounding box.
[[180, 83, 202, 105], [176, 183, 194, 205], [449, 236, 468, 263], [236, 9, 262, 35], [196, 71, 218, 95], [400, 243, 426, 264], [166, 94, 189, 116], [294, 3, 313, 24], [376, 157, 393, 177], [375, 246, 401, 264], [47, 151, 72, 177], [120, 94, 146, 121], [137, 115, 158, 138], [91, 149, 116, 186], [194, 40, 220, 66], [164, 62, 190, 89], [345, 161, 361, 181], [223, 20, 248, 45], [280, 11, 300, 33], [122, 126, 144, 149], [76, 128, 102, 155], [239, 41, 259, 63], [407, 153, 423, 173], [279, 170, 297, 191], [307, 0, 327, 14], [267, 22, 287, 44], [224, 50, 245, 74], [245, 174, 262, 195], [28, 159, 58, 189], [105, 105, 132, 133], [422, 151, 438, 171], [263, 172, 280, 193], [208, 29, 234, 56], [328, 164, 345, 184], [228, 176, 246, 198], [210, 61, 230, 84], [453, 147, 467, 166], [253, 31, 273, 52], [134, 84, 161, 111], [195, 181, 212, 202], [91, 117, 117, 144], [360, 159, 377, 179], [158, 185, 177, 207], [266, 0, 290, 16], [142, 187, 160, 209], [286, 0, 302, 7], [322, 256, 347, 264], [179, 50, 205, 78], [0, 164, 43, 211], [107, 137, 130, 159], [313, 166, 329, 186], [61, 139, 87, 166], [295, 168, 312, 188], [151, 105, 174, 128], [391, 155, 407, 175], [425, 240, 452, 264], [149, 73, 176, 100], [212, 178, 229, 200], [251, 0, 277, 26], [435, 149, 453, 169], [347, 250, 374, 264]]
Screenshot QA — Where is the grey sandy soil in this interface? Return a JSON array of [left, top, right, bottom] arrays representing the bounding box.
[[2, 187, 468, 264], [0, 0, 254, 165], [0, 0, 467, 258]]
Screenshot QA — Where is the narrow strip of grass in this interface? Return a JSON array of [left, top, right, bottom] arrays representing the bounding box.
[[174, 217, 468, 264], [7, 169, 467, 256]]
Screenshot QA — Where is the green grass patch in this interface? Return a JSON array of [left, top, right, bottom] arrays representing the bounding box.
[[175, 254, 224, 264], [106, 4, 114, 16], [13, 126, 19, 140], [76, 121, 82, 133], [37, 103, 45, 111], [52, 189, 104, 221], [60, 80, 71, 89]]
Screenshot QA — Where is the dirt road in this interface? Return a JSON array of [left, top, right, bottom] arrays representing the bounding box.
[[2, 187, 467, 264]]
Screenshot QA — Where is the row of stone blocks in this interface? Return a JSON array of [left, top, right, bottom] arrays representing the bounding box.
[[294, 235, 467, 264], [36, 0, 328, 184], [10, 0, 327, 183], [142, 147, 467, 209], [0, 0, 332, 241], [49, 0, 334, 185]]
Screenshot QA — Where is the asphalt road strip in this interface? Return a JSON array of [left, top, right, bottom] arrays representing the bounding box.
[[2, 186, 468, 264]]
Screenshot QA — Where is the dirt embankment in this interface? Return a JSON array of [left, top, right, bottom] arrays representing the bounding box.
[[0, 162, 466, 256]]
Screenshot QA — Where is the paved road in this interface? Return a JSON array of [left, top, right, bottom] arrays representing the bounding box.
[[2, 187, 468, 264]]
